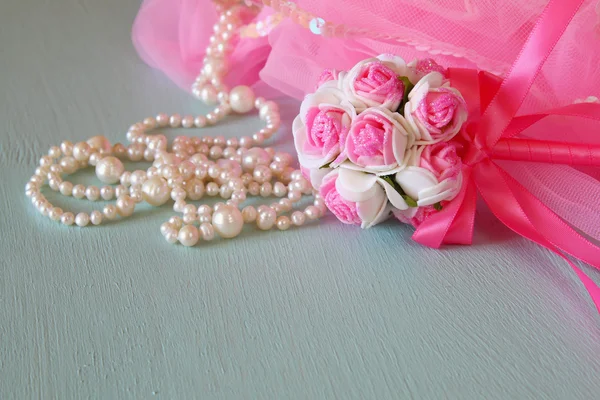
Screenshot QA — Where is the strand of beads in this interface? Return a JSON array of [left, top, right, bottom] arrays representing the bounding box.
[[24, 0, 327, 246]]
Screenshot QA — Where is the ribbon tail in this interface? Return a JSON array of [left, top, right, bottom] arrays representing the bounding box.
[[474, 159, 600, 311], [413, 167, 476, 248]]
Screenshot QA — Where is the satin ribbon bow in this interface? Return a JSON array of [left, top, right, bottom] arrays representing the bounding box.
[[412, 0, 600, 311]]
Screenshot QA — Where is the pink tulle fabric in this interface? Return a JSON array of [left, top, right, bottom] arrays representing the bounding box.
[[132, 0, 600, 241]]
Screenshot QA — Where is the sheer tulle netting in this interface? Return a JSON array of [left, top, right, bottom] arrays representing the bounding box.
[[132, 0, 600, 241]]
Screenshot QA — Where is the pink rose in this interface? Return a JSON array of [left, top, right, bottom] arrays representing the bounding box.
[[407, 58, 446, 83], [319, 168, 398, 228], [320, 171, 362, 225], [293, 86, 355, 169], [394, 143, 463, 207], [405, 72, 468, 143], [342, 55, 408, 112], [394, 206, 438, 228], [315, 68, 340, 90], [343, 107, 414, 172], [419, 142, 462, 182]]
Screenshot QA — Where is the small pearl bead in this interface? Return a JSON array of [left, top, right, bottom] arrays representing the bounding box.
[[165, 230, 178, 244], [90, 211, 103, 225], [115, 185, 127, 197], [171, 187, 187, 201], [130, 170, 147, 186], [75, 212, 90, 227], [103, 205, 117, 220], [73, 142, 91, 161], [87, 135, 111, 152], [173, 200, 186, 212], [219, 185, 232, 199], [273, 182, 287, 197], [182, 115, 195, 128], [198, 205, 212, 215], [276, 216, 291, 231], [59, 181, 73, 196], [253, 165, 272, 183], [170, 114, 182, 127], [291, 211, 306, 226], [61, 212, 75, 226], [194, 115, 207, 128], [256, 208, 276, 230], [100, 186, 115, 200], [72, 184, 86, 199], [185, 178, 205, 200], [60, 141, 74, 156], [305, 205, 320, 220], [156, 113, 169, 127], [168, 216, 183, 229], [288, 190, 301, 202], [200, 86, 218, 105], [59, 157, 78, 174], [183, 213, 197, 224], [49, 207, 63, 221], [242, 206, 257, 223], [212, 205, 244, 238], [116, 195, 135, 217], [141, 176, 170, 206], [85, 186, 100, 201], [278, 198, 293, 211], [200, 222, 215, 241], [206, 182, 219, 196], [260, 182, 272, 197]]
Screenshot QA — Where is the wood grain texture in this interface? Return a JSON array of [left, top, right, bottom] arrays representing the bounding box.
[[1, 0, 599, 399]]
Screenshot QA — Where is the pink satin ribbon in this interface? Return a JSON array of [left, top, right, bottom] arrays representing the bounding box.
[[413, 0, 600, 312]]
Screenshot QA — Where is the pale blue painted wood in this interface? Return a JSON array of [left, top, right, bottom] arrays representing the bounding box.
[[1, 1, 599, 399]]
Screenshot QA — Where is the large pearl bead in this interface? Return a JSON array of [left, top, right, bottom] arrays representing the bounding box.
[[96, 156, 125, 184], [229, 85, 255, 114], [141, 176, 170, 206], [211, 205, 243, 238]]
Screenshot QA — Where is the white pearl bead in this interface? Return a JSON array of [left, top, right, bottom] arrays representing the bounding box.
[[291, 211, 306, 226], [200, 222, 215, 241], [165, 230, 178, 244], [116, 195, 135, 217], [87, 135, 111, 152], [61, 212, 75, 226], [75, 212, 90, 227], [178, 224, 200, 247], [96, 156, 125, 184], [60, 157, 78, 174], [168, 216, 183, 229], [156, 113, 169, 127], [305, 205, 320, 220], [72, 142, 91, 161], [103, 205, 117, 220], [256, 208, 276, 230], [141, 177, 170, 206], [200, 86, 218, 105], [100, 186, 114, 200], [90, 211, 103, 225], [85, 186, 100, 201], [185, 178, 205, 200], [60, 141, 74, 156], [49, 207, 63, 221], [182, 115, 195, 128], [72, 184, 86, 199], [166, 114, 181, 128], [276, 216, 291, 231], [59, 181, 73, 196], [212, 205, 244, 238], [229, 85, 256, 114]]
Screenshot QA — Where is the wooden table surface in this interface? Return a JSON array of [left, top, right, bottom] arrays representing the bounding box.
[[2, 1, 599, 398]]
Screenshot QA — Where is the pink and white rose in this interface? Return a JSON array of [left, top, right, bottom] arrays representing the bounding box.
[[394, 142, 463, 207], [320, 167, 415, 228], [293, 86, 356, 169], [341, 107, 414, 173], [315, 68, 341, 90], [406, 58, 446, 83], [394, 205, 438, 228], [341, 54, 408, 112], [404, 72, 468, 143]]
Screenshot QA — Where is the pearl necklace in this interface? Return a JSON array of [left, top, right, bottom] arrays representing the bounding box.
[[24, 1, 325, 246]]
